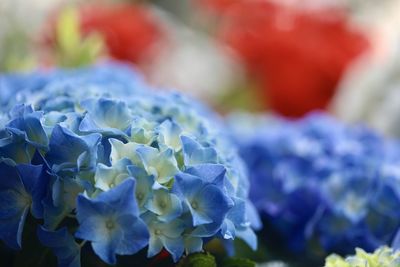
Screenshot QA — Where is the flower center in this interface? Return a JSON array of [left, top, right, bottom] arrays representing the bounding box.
[[154, 229, 162, 235], [159, 201, 166, 209], [137, 192, 144, 200], [106, 219, 115, 230], [109, 182, 115, 188], [191, 201, 198, 210]]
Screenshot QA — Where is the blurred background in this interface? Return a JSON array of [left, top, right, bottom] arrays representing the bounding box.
[[2, 0, 400, 123], [2, 0, 400, 266], [2, 0, 400, 126]]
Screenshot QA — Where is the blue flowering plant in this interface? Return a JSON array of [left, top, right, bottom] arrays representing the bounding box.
[[229, 113, 400, 265], [0, 64, 259, 267]]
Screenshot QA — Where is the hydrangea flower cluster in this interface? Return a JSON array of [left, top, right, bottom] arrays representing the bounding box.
[[0, 64, 259, 266], [325, 246, 400, 267], [229, 113, 400, 257], [0, 62, 149, 109]]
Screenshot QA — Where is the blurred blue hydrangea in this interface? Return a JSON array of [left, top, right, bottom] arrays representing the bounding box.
[[0, 62, 149, 111], [0, 64, 259, 266], [229, 112, 400, 257]]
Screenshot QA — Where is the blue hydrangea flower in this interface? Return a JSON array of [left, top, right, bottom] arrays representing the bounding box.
[[0, 161, 48, 249], [0, 62, 149, 112], [76, 178, 148, 264], [37, 226, 81, 267], [229, 112, 400, 258], [0, 63, 258, 266]]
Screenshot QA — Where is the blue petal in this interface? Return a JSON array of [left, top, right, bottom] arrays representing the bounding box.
[[145, 189, 182, 222], [43, 177, 83, 230], [0, 133, 32, 164], [37, 226, 81, 267], [189, 184, 233, 236], [0, 203, 29, 250], [46, 125, 101, 172], [225, 198, 247, 227], [181, 136, 217, 166], [245, 200, 262, 231], [115, 214, 149, 255], [127, 165, 154, 211], [157, 120, 182, 151], [75, 194, 111, 241], [147, 236, 163, 258], [221, 219, 236, 240], [94, 159, 130, 192], [17, 164, 49, 218], [109, 138, 142, 166], [91, 227, 123, 265], [6, 111, 48, 149], [0, 162, 30, 249], [393, 228, 400, 250], [236, 227, 257, 251], [76, 179, 148, 264], [161, 236, 184, 262], [79, 98, 131, 136], [184, 236, 203, 254], [130, 116, 157, 145], [137, 146, 178, 184], [175, 172, 204, 200], [143, 213, 185, 260], [185, 164, 226, 185], [95, 178, 139, 215], [8, 104, 34, 119]]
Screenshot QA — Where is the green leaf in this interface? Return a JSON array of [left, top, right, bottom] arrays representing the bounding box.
[[0, 25, 37, 72], [54, 6, 104, 68], [221, 257, 256, 267], [177, 252, 217, 267], [56, 7, 81, 54]]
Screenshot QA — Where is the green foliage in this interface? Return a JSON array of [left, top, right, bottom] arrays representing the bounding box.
[[0, 26, 36, 72], [178, 252, 217, 267], [177, 252, 256, 267], [55, 7, 104, 68], [324, 247, 400, 267], [221, 257, 256, 267], [215, 79, 266, 113]]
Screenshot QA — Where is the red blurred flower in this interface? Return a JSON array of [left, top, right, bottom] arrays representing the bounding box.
[[79, 3, 164, 64], [201, 1, 370, 117]]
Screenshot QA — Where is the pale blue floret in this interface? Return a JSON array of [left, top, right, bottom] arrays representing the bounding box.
[[175, 165, 234, 237], [130, 116, 158, 145], [156, 120, 183, 152], [230, 112, 400, 255], [137, 146, 179, 185], [46, 125, 101, 173], [0, 64, 259, 265], [6, 104, 49, 150], [127, 165, 154, 212], [143, 213, 185, 262], [76, 178, 149, 265], [181, 135, 218, 166], [145, 188, 182, 222], [0, 162, 48, 249], [0, 132, 33, 164], [108, 138, 142, 167], [43, 177, 84, 230], [79, 98, 132, 137], [94, 158, 131, 192]]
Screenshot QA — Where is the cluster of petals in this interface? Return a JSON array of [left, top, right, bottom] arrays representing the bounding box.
[[230, 113, 400, 256], [0, 63, 259, 266]]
